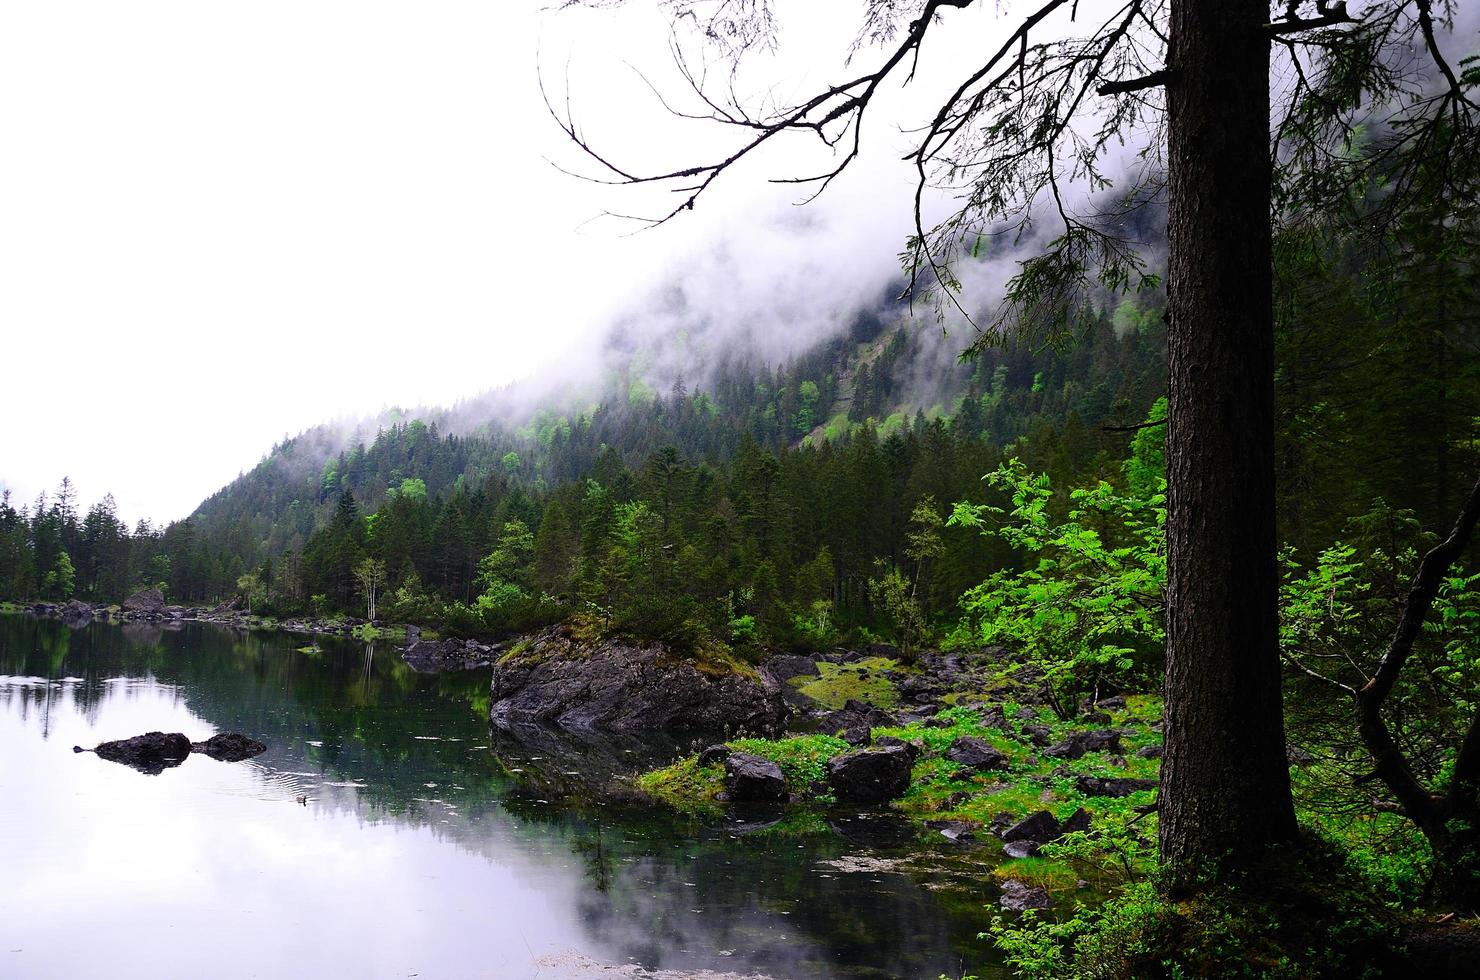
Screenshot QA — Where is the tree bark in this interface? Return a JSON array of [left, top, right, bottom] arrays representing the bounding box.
[[1159, 0, 1300, 887]]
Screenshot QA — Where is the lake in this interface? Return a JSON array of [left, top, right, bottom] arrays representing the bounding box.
[[0, 615, 1004, 979]]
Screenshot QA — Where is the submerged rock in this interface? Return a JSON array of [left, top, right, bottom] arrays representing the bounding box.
[[192, 732, 267, 762], [488, 627, 785, 738], [826, 745, 913, 805], [724, 752, 788, 803], [91, 731, 192, 775]]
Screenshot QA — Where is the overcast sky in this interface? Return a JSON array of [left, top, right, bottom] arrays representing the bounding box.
[[2, 0, 1011, 524]]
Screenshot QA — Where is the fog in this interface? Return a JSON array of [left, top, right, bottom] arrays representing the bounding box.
[[1, 0, 1010, 524], [2, 1, 1468, 525]]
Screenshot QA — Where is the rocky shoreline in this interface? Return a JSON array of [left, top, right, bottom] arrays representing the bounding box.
[[14, 589, 382, 640]]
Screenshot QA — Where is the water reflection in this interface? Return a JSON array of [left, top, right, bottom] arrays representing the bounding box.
[[0, 616, 1001, 979]]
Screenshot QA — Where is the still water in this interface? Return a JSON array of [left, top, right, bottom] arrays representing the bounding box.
[[0, 616, 1002, 979]]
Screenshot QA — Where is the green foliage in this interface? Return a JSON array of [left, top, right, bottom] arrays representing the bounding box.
[[867, 562, 927, 655], [990, 841, 1400, 980], [949, 460, 1165, 717]]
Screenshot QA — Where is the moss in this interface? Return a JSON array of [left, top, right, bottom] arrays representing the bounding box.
[[635, 758, 725, 813], [792, 656, 902, 710]]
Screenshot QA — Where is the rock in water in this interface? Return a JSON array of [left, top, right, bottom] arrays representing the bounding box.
[[488, 627, 785, 737], [93, 732, 192, 775], [825, 745, 913, 804], [724, 752, 788, 803], [122, 588, 167, 614], [999, 879, 1052, 912], [944, 736, 1010, 772], [59, 599, 94, 627], [193, 732, 268, 762]]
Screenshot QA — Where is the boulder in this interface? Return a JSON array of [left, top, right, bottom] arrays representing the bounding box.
[[1020, 724, 1053, 747], [1061, 807, 1093, 835], [724, 752, 787, 803], [826, 745, 913, 805], [873, 735, 922, 762], [944, 736, 1010, 772], [999, 879, 1052, 912], [488, 627, 785, 738], [1042, 729, 1125, 759], [91, 731, 192, 775], [59, 599, 95, 627], [1002, 809, 1062, 844], [758, 654, 822, 685], [1135, 743, 1164, 759], [819, 699, 894, 737], [1074, 775, 1157, 798], [981, 705, 1009, 731], [122, 588, 167, 614], [192, 732, 267, 762]]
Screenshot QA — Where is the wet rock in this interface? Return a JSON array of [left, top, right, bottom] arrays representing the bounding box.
[[489, 626, 785, 738], [988, 812, 1017, 838], [697, 744, 731, 768], [92, 731, 192, 775], [826, 745, 913, 805], [926, 819, 980, 844], [192, 732, 267, 762], [944, 736, 1010, 772], [999, 879, 1052, 912], [1002, 840, 1042, 859], [1074, 775, 1158, 798], [842, 725, 872, 747], [1042, 729, 1125, 760], [873, 735, 922, 762], [724, 752, 788, 804], [1002, 809, 1061, 844], [122, 588, 167, 615]]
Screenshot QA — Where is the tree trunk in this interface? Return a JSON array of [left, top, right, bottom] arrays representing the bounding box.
[[1159, 0, 1300, 887]]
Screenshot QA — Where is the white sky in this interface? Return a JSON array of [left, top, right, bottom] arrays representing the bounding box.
[[0, 1, 1041, 525]]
